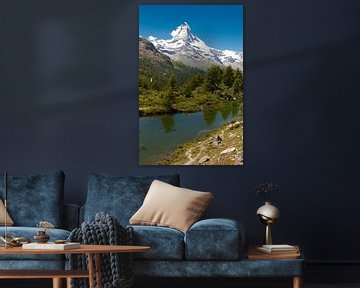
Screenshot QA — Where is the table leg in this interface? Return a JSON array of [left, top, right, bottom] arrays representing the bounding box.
[[88, 253, 95, 288], [52, 278, 62, 288], [66, 277, 72, 288], [95, 253, 102, 288], [293, 276, 302, 288]]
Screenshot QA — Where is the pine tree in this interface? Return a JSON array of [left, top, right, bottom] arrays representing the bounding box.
[[181, 74, 203, 97], [223, 66, 234, 88], [205, 66, 223, 92], [233, 78, 242, 95], [163, 75, 177, 111], [234, 69, 243, 92]]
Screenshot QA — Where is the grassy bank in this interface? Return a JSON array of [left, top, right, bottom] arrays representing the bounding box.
[[158, 118, 243, 165]]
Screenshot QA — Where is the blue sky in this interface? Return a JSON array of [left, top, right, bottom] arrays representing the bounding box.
[[139, 5, 243, 52]]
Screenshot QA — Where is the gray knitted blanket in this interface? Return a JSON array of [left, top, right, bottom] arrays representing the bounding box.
[[68, 212, 134, 288]]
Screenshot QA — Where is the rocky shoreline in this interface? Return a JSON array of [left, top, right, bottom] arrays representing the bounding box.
[[158, 119, 243, 165]]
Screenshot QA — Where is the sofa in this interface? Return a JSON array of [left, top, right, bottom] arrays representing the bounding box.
[[0, 171, 303, 287], [0, 170, 78, 270], [80, 173, 304, 282]]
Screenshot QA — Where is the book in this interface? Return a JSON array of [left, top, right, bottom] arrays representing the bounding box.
[[22, 242, 80, 250], [248, 245, 301, 260], [256, 244, 299, 254]]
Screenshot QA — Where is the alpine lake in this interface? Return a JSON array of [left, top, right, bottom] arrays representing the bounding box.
[[139, 101, 242, 165]]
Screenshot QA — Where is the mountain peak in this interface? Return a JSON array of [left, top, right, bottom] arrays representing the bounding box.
[[171, 22, 193, 40], [147, 22, 243, 71]]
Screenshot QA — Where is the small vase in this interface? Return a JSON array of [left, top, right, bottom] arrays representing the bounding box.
[[256, 201, 280, 245], [33, 231, 50, 243]]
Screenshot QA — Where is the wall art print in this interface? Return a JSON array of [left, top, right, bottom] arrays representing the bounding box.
[[139, 5, 243, 166]]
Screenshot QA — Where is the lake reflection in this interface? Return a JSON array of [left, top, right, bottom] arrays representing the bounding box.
[[139, 102, 241, 165]]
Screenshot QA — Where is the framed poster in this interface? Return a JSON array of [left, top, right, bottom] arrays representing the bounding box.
[[139, 5, 243, 165]]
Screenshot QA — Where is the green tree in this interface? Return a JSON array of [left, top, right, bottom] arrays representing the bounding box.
[[233, 78, 242, 96], [205, 66, 223, 92], [223, 66, 234, 87], [180, 74, 203, 97], [163, 75, 177, 111], [163, 87, 175, 112], [234, 69, 243, 92]]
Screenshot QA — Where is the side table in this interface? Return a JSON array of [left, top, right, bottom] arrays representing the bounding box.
[[247, 245, 304, 288]]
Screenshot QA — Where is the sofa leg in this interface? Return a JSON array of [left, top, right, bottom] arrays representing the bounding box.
[[293, 276, 302, 288], [53, 278, 62, 288]]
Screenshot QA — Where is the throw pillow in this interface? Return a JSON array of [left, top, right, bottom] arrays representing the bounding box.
[[0, 199, 14, 226], [84, 173, 180, 225], [130, 180, 213, 233]]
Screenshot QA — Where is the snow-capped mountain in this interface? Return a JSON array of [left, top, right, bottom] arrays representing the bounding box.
[[148, 22, 243, 71]]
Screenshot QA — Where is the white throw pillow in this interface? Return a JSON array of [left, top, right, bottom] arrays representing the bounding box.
[[0, 199, 14, 226], [130, 180, 213, 233]]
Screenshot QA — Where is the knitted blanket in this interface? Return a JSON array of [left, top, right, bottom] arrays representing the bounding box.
[[68, 212, 134, 288]]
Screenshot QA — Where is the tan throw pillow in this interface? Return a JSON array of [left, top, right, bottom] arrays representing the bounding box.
[[130, 180, 213, 233], [0, 199, 14, 226]]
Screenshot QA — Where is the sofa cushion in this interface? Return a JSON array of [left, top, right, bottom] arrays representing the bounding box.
[[84, 173, 180, 225], [0, 199, 14, 226], [0, 227, 70, 261], [0, 171, 65, 227], [130, 225, 184, 260], [130, 180, 213, 233], [185, 218, 245, 260]]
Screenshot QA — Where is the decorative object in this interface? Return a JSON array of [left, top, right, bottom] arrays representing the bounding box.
[[1, 171, 9, 248], [254, 181, 280, 245], [130, 180, 213, 232], [254, 181, 279, 201], [139, 5, 244, 166], [0, 234, 31, 247], [33, 230, 50, 243], [256, 202, 280, 245], [34, 220, 55, 243]]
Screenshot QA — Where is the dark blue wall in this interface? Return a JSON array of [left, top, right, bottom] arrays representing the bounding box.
[[1, 0, 360, 262]]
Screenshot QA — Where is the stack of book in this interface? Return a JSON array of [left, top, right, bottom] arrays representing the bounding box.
[[257, 244, 299, 254], [248, 244, 300, 260], [22, 242, 80, 250]]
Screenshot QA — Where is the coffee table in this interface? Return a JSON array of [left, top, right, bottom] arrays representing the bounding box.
[[0, 244, 150, 288]]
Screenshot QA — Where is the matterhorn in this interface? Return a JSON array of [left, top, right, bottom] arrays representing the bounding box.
[[148, 22, 243, 71]]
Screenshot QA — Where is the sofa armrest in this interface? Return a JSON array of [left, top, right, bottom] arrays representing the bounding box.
[[184, 218, 245, 260], [63, 204, 80, 231]]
